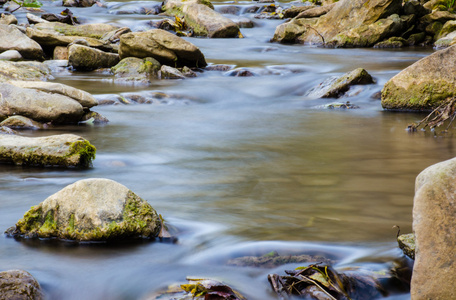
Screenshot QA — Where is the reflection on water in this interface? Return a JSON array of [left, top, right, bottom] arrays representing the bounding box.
[[0, 0, 450, 298]]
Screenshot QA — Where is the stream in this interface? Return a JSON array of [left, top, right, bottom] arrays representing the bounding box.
[[0, 1, 454, 299]]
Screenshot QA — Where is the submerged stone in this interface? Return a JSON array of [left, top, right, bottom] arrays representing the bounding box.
[[6, 178, 161, 242]]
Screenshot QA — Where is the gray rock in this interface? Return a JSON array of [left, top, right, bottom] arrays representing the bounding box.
[[0, 49, 22, 61], [111, 57, 161, 83], [8, 81, 98, 108], [0, 134, 95, 167], [163, 0, 240, 38], [160, 65, 185, 79], [6, 178, 161, 241], [0, 24, 44, 60], [411, 157, 456, 299], [33, 22, 120, 39], [119, 29, 206, 68], [69, 44, 119, 70], [0, 60, 52, 81], [26, 13, 49, 24], [306, 68, 374, 98], [26, 27, 106, 49], [0, 270, 44, 300], [381, 44, 456, 110], [0, 115, 45, 129], [0, 83, 84, 124]]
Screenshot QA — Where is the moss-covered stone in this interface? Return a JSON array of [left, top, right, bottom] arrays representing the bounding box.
[[397, 233, 415, 259], [6, 179, 162, 242]]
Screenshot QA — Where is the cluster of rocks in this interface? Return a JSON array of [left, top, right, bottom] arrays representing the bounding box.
[[272, 0, 456, 49]]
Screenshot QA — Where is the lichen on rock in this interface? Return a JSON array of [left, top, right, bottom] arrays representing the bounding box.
[[6, 178, 162, 242]]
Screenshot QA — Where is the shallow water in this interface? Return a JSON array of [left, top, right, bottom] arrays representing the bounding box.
[[0, 1, 451, 299]]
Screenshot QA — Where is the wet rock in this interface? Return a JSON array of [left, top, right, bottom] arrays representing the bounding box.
[[374, 36, 407, 48], [0, 24, 44, 60], [181, 66, 197, 77], [0, 13, 17, 25], [0, 116, 45, 129], [397, 233, 415, 260], [146, 278, 246, 300], [6, 178, 162, 241], [163, 0, 241, 38], [0, 60, 52, 81], [321, 101, 360, 109], [69, 44, 119, 70], [0, 83, 84, 124], [228, 15, 254, 28], [226, 68, 256, 77], [0, 270, 44, 300], [63, 0, 96, 7], [80, 111, 109, 124], [111, 57, 161, 83], [295, 3, 335, 19], [381, 44, 456, 110], [0, 134, 95, 167], [274, 0, 402, 45], [227, 251, 334, 268], [411, 157, 456, 299], [8, 81, 98, 109], [160, 65, 185, 79], [205, 64, 234, 71], [119, 29, 207, 68], [0, 50, 22, 61], [306, 68, 374, 98]]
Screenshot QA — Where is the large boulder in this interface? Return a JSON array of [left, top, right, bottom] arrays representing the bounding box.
[[0, 60, 51, 82], [273, 0, 402, 45], [68, 44, 120, 70], [119, 29, 207, 67], [111, 57, 161, 83], [0, 134, 96, 167], [0, 83, 84, 124], [6, 178, 161, 241], [0, 25, 44, 60], [8, 81, 98, 108], [163, 0, 240, 38], [411, 157, 456, 299], [0, 270, 44, 300], [26, 26, 106, 49], [33, 22, 120, 39], [381, 45, 456, 110]]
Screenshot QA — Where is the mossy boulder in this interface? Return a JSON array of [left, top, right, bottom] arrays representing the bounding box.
[[111, 57, 161, 83], [381, 44, 456, 110], [0, 24, 44, 60], [0, 270, 44, 300], [119, 29, 207, 68], [6, 178, 161, 242], [411, 157, 456, 299], [0, 60, 51, 82], [0, 134, 95, 167], [374, 36, 407, 48], [69, 44, 120, 71]]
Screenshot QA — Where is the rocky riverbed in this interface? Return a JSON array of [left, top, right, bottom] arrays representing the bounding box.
[[2, 0, 456, 299]]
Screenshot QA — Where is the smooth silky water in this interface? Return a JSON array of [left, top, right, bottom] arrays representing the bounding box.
[[0, 1, 450, 299]]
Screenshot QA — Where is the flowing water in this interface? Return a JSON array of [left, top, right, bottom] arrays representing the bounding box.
[[0, 2, 452, 299]]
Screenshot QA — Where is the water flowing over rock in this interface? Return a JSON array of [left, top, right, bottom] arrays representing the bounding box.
[[0, 24, 44, 60], [273, 0, 402, 45], [0, 270, 44, 300], [0, 83, 84, 124], [68, 44, 120, 70], [381, 44, 456, 110], [8, 81, 98, 108], [0, 134, 96, 167], [6, 178, 161, 242], [119, 29, 207, 68], [163, 0, 240, 38], [411, 157, 456, 299]]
